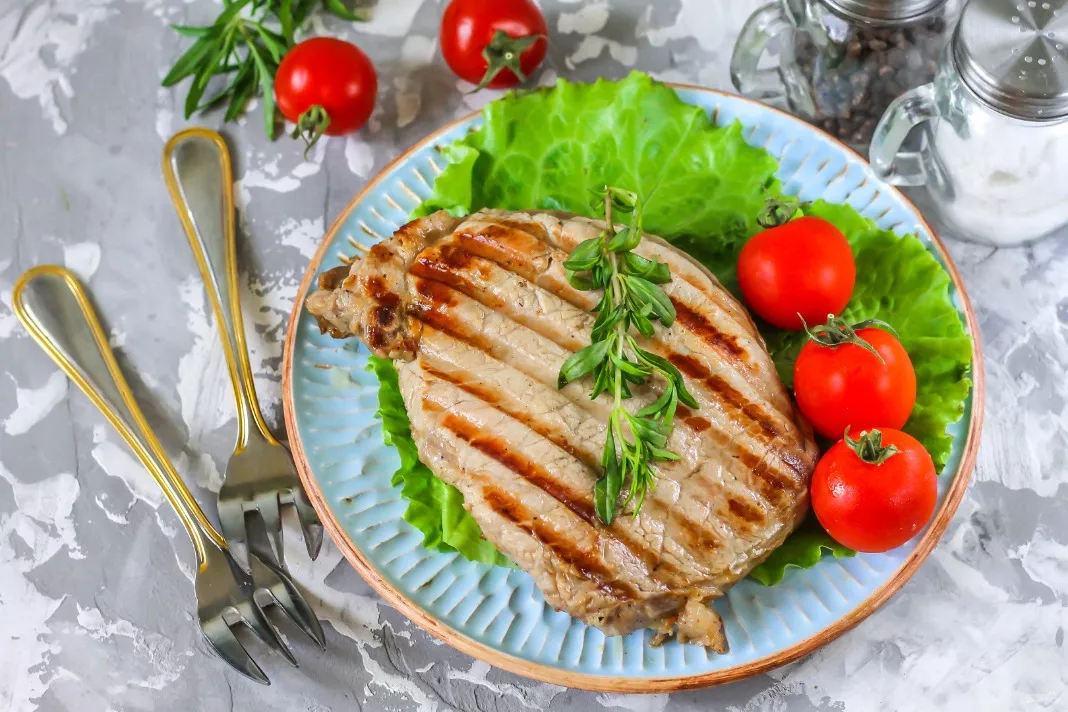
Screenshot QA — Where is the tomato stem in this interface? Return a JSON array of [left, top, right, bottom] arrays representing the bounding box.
[[472, 30, 543, 93], [802, 314, 897, 364], [844, 428, 900, 465], [756, 196, 802, 228], [292, 104, 331, 157]]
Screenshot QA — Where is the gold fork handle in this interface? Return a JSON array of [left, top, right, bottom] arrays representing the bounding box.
[[161, 128, 278, 451], [12, 266, 228, 563]]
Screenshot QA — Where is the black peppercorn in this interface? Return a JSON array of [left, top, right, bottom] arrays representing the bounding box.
[[791, 7, 950, 147]]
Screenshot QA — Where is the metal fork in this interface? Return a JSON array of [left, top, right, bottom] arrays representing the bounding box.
[[12, 265, 304, 684], [161, 130, 324, 571]]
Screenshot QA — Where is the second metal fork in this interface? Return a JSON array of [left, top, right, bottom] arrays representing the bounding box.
[[162, 128, 325, 575], [14, 266, 305, 683]]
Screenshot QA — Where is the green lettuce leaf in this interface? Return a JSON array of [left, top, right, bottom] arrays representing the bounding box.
[[367, 356, 509, 567], [413, 72, 780, 247], [375, 71, 971, 584], [749, 516, 856, 586]]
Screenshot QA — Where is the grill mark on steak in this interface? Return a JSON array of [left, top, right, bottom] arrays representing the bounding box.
[[480, 486, 637, 600], [422, 365, 592, 467], [410, 246, 590, 352], [676, 271, 757, 334], [410, 244, 496, 287], [727, 497, 766, 527], [670, 298, 749, 366], [687, 473, 768, 534], [412, 275, 803, 510], [452, 222, 601, 312], [438, 408, 599, 526], [410, 255, 507, 311], [679, 517, 727, 554], [408, 279, 474, 339], [667, 353, 784, 442], [411, 278, 804, 501], [678, 272, 721, 305], [496, 217, 550, 241], [408, 281, 609, 417], [425, 393, 706, 586], [665, 352, 809, 486], [364, 276, 402, 307], [453, 226, 553, 284], [415, 324, 617, 441], [685, 416, 711, 433], [702, 428, 793, 508]]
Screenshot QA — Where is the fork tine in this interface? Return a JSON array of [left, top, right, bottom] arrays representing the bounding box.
[[241, 596, 298, 667], [251, 552, 327, 650], [292, 493, 324, 560], [218, 497, 248, 549], [253, 495, 284, 566], [201, 617, 270, 685], [246, 512, 327, 649]]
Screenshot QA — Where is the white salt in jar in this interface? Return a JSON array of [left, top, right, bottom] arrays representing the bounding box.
[[869, 0, 1068, 246]]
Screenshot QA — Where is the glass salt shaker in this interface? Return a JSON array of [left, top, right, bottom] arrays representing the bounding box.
[[870, 0, 1068, 246], [731, 0, 960, 148]]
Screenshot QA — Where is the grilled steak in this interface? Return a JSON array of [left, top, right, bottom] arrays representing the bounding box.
[[307, 209, 819, 651]]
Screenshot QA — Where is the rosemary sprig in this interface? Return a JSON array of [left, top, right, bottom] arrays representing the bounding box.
[[162, 0, 365, 138], [557, 187, 698, 524]]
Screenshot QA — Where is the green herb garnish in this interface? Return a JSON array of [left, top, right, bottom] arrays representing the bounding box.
[[557, 186, 698, 524], [161, 0, 365, 137]]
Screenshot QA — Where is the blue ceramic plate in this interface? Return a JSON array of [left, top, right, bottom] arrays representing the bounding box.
[[282, 86, 983, 692]]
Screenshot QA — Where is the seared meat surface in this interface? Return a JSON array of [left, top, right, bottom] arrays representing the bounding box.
[[306, 209, 819, 651]]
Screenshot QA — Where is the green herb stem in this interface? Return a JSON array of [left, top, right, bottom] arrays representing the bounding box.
[[162, 0, 366, 136], [557, 186, 698, 524]]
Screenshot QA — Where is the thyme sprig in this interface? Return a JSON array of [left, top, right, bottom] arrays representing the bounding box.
[[162, 0, 365, 137], [557, 187, 698, 524]]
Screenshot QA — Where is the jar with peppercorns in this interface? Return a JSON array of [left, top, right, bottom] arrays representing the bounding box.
[[730, 0, 960, 148]]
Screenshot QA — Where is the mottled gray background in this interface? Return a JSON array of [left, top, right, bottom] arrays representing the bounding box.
[[1, 0, 1065, 710]]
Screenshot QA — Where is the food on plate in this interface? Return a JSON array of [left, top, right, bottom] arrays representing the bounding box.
[[350, 74, 972, 586], [368, 354, 510, 566], [811, 428, 937, 553], [736, 203, 856, 330], [440, 0, 548, 91], [275, 37, 378, 152], [162, 0, 367, 137], [307, 207, 820, 649], [793, 316, 917, 440]]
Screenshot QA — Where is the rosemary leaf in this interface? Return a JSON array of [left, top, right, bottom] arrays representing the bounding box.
[[161, 0, 367, 136]]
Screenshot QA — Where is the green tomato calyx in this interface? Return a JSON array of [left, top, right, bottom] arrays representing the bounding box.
[[844, 427, 900, 465]]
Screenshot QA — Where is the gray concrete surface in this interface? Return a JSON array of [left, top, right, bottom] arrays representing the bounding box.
[[1, 0, 1065, 710]]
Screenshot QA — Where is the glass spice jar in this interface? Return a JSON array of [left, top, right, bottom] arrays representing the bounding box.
[[870, 0, 1068, 246], [730, 0, 961, 148]]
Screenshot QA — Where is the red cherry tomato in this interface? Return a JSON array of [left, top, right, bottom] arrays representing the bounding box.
[[793, 318, 917, 440], [275, 37, 377, 145], [812, 428, 937, 552], [737, 215, 856, 330], [440, 0, 548, 90]]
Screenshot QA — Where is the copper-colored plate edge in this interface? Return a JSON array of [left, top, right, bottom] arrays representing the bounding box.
[[280, 85, 985, 693]]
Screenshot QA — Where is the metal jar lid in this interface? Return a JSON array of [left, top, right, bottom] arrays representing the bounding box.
[[823, 0, 949, 23], [953, 0, 1068, 120]]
